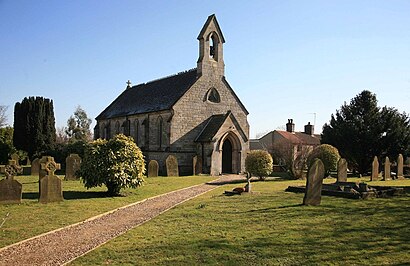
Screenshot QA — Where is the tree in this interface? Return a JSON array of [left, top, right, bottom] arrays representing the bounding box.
[[79, 134, 145, 196], [66, 106, 92, 142], [0, 127, 14, 164], [245, 150, 273, 181], [307, 144, 340, 176], [13, 97, 56, 158], [322, 90, 410, 174], [0, 105, 8, 128]]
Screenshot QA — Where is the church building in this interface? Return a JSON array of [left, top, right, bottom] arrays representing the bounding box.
[[94, 15, 250, 176]]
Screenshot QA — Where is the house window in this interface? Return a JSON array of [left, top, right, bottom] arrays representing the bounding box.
[[207, 88, 220, 103]]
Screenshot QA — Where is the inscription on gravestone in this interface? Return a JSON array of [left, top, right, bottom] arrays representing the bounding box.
[[0, 160, 23, 204], [166, 155, 179, 177], [147, 160, 159, 177], [39, 156, 63, 203], [337, 158, 347, 183], [303, 158, 325, 206]]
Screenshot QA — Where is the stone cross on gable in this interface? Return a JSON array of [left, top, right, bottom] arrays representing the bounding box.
[[40, 156, 61, 176], [126, 80, 132, 89], [0, 160, 22, 180]]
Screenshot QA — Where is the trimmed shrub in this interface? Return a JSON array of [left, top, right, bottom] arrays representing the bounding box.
[[307, 144, 340, 176], [245, 150, 273, 180], [79, 134, 145, 196]]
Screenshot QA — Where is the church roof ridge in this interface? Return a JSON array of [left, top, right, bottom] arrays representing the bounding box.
[[135, 68, 197, 87]]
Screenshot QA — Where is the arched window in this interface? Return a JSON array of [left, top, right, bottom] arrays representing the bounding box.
[[157, 116, 163, 149], [115, 121, 120, 135], [207, 88, 221, 103], [134, 119, 139, 146]]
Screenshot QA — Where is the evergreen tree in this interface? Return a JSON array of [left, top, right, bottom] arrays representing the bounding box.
[[13, 97, 56, 158], [322, 90, 410, 174]]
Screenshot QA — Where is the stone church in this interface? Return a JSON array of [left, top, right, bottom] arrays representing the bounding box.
[[94, 15, 250, 176]]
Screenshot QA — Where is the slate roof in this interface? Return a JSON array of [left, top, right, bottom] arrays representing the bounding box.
[[276, 131, 321, 146], [195, 114, 227, 142], [96, 69, 198, 120]]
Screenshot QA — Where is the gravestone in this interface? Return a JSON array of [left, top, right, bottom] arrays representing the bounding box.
[[0, 160, 23, 204], [147, 160, 159, 177], [383, 157, 391, 181], [397, 154, 404, 180], [65, 154, 82, 180], [39, 156, 63, 203], [166, 155, 179, 177], [371, 156, 380, 181], [10, 153, 19, 166], [31, 158, 40, 176], [303, 158, 325, 206], [39, 156, 49, 179], [337, 158, 347, 182], [193, 155, 202, 175]]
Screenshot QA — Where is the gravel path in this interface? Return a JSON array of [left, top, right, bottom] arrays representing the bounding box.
[[0, 175, 245, 266]]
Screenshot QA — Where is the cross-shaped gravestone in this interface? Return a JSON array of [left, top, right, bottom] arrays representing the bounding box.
[[39, 156, 63, 203], [0, 160, 23, 204]]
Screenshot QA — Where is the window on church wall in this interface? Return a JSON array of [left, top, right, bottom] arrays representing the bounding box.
[[115, 121, 120, 135], [157, 116, 163, 149], [134, 120, 139, 146], [206, 87, 221, 103]]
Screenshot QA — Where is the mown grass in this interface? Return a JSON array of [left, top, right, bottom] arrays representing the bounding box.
[[0, 175, 215, 248], [71, 177, 410, 266]]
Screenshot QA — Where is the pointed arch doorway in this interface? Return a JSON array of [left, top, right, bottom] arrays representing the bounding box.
[[222, 139, 233, 173]]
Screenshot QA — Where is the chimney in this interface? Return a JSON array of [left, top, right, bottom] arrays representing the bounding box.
[[304, 122, 314, 135], [286, 119, 295, 133]]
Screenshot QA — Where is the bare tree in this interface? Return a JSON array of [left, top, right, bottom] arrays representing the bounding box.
[[56, 126, 69, 144], [0, 106, 8, 127]]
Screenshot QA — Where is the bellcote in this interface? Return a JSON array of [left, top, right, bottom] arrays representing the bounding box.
[[197, 14, 225, 77]]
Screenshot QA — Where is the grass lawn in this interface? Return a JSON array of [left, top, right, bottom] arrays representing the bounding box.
[[0, 175, 215, 248], [71, 177, 410, 266]]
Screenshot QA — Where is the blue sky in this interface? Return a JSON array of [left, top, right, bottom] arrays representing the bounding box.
[[1, 0, 409, 138]]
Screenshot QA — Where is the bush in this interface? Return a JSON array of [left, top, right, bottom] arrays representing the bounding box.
[[79, 134, 145, 196], [245, 150, 273, 180], [307, 144, 340, 176]]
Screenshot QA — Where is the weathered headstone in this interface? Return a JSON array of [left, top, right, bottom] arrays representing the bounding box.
[[303, 158, 325, 206], [39, 156, 63, 203], [371, 156, 380, 181], [383, 157, 391, 181], [166, 155, 179, 177], [193, 155, 202, 175], [337, 158, 347, 182], [397, 154, 405, 180], [0, 160, 23, 204], [31, 158, 40, 176], [39, 156, 49, 180], [10, 153, 19, 166], [147, 160, 159, 177], [65, 154, 82, 180]]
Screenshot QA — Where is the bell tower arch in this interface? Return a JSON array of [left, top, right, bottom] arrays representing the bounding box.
[[197, 14, 225, 77]]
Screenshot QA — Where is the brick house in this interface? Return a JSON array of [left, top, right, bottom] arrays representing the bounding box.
[[94, 15, 250, 176]]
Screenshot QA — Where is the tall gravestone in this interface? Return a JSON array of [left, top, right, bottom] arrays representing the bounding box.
[[166, 155, 179, 177], [0, 160, 23, 204], [383, 157, 391, 181], [31, 158, 40, 176], [337, 158, 347, 182], [39, 156, 63, 203], [193, 155, 202, 175], [397, 154, 405, 180], [303, 158, 325, 206], [10, 153, 19, 166], [147, 160, 159, 177], [371, 156, 380, 181], [65, 154, 82, 180]]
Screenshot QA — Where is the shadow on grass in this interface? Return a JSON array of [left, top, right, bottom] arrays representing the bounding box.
[[233, 203, 304, 214], [22, 191, 111, 200]]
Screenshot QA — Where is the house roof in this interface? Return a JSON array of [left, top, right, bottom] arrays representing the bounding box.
[[276, 131, 321, 146], [250, 139, 264, 150], [96, 69, 198, 120]]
